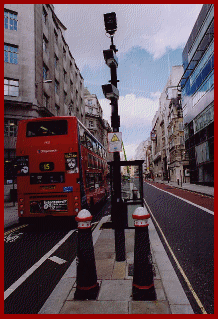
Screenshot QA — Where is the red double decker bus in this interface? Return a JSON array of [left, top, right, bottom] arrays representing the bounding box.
[[16, 116, 109, 222]]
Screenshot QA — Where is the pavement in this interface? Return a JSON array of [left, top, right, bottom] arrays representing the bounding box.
[[153, 179, 214, 197], [4, 181, 214, 314]]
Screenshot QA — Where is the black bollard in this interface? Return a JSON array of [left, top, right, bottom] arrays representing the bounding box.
[[74, 209, 99, 300], [132, 207, 156, 301]]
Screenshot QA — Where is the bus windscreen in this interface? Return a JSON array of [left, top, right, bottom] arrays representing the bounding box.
[[26, 120, 68, 137]]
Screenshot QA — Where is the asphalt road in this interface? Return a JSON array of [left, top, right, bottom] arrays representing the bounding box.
[[4, 199, 111, 314], [143, 181, 214, 314]]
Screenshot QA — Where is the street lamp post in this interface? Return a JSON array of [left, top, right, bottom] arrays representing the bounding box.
[[102, 12, 125, 261]]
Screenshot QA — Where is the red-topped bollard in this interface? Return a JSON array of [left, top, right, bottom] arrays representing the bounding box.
[[74, 209, 99, 300], [132, 207, 156, 300]]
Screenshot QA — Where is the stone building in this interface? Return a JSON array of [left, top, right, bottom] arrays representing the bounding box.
[[84, 88, 112, 161], [4, 4, 85, 182], [150, 108, 163, 180], [151, 66, 188, 183]]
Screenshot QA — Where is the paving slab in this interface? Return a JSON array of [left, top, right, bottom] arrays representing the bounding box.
[[130, 300, 171, 314], [60, 300, 129, 314], [170, 304, 194, 314], [112, 261, 126, 279], [98, 279, 132, 301], [95, 258, 115, 279], [36, 209, 195, 314]]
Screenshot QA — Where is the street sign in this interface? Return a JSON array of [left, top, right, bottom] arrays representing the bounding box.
[[108, 132, 122, 153]]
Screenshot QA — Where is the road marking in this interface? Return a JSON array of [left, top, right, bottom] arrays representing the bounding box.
[[144, 199, 208, 314], [4, 224, 28, 236], [4, 229, 76, 300], [48, 256, 67, 265], [4, 232, 23, 243], [147, 183, 214, 215]]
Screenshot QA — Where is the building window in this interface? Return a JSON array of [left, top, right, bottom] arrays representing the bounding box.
[[4, 119, 18, 137], [4, 78, 19, 97], [88, 107, 93, 114], [69, 101, 74, 115], [55, 104, 60, 116], [179, 122, 183, 131], [70, 80, 73, 91], [192, 70, 214, 107], [54, 54, 58, 69], [89, 120, 94, 128], [55, 80, 59, 95], [188, 5, 214, 62], [4, 44, 18, 64], [43, 36, 48, 53], [4, 10, 18, 31], [42, 7, 47, 25], [190, 39, 214, 87], [64, 91, 67, 104], [54, 29, 58, 44], [43, 64, 49, 80], [88, 99, 92, 106], [63, 47, 66, 59], [43, 93, 49, 108], [64, 69, 67, 82]]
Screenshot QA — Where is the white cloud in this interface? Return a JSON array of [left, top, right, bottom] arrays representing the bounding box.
[[99, 92, 160, 129], [123, 143, 138, 160], [99, 93, 160, 160], [54, 4, 202, 69]]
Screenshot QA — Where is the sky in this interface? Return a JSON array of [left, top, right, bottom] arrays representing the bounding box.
[[54, 4, 203, 159]]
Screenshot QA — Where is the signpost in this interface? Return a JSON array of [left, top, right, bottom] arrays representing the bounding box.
[[108, 132, 122, 153]]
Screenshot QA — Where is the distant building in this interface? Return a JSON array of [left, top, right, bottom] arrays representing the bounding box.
[[150, 107, 163, 180], [180, 4, 214, 186], [151, 66, 188, 183], [134, 140, 151, 178], [84, 88, 112, 161], [4, 4, 85, 183]]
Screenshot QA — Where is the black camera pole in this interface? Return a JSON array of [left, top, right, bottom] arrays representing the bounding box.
[[110, 36, 125, 262], [103, 12, 125, 262]]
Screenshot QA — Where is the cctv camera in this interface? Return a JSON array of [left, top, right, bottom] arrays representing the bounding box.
[[102, 84, 119, 100], [103, 49, 118, 68]]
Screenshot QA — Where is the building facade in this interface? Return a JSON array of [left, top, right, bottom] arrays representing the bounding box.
[[4, 4, 85, 183], [181, 4, 214, 185], [84, 88, 112, 161], [151, 66, 188, 183]]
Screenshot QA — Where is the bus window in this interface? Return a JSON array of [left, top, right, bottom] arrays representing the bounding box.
[[95, 173, 103, 188], [86, 173, 95, 190], [79, 124, 86, 147], [88, 154, 93, 168], [93, 141, 97, 154], [86, 134, 93, 151], [26, 120, 68, 137], [98, 145, 102, 157]]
